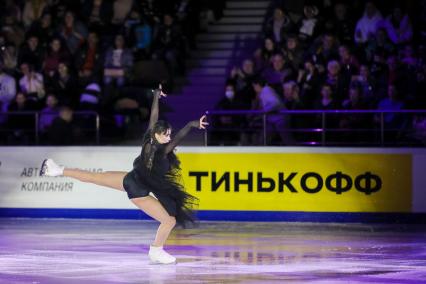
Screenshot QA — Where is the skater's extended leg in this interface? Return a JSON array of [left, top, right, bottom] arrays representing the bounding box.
[[40, 158, 126, 191], [64, 169, 127, 191]]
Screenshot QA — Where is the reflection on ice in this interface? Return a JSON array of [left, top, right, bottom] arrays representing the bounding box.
[[0, 219, 425, 283]]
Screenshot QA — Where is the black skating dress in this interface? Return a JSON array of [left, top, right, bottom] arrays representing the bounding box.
[[123, 90, 199, 227]]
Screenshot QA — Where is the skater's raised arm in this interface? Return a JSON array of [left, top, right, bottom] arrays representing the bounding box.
[[164, 115, 208, 154], [148, 85, 167, 131]]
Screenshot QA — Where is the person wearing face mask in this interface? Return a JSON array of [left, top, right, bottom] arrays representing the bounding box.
[[210, 81, 244, 145], [39, 85, 208, 264], [225, 87, 235, 100]]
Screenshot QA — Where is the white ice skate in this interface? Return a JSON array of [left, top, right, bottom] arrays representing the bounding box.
[[149, 246, 176, 264], [40, 159, 64, 177]]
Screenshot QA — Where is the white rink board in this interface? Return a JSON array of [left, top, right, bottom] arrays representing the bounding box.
[[0, 146, 425, 213]]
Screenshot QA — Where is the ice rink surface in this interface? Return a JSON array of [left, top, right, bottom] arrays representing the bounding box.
[[0, 218, 425, 284]]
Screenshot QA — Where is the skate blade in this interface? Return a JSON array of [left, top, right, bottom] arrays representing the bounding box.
[[39, 159, 48, 176], [149, 260, 177, 265]]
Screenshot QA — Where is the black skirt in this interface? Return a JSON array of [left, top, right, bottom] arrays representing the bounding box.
[[123, 170, 150, 199], [123, 168, 198, 227]]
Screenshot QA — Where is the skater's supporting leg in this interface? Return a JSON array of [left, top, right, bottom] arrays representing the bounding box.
[[131, 196, 177, 264], [131, 196, 176, 247]]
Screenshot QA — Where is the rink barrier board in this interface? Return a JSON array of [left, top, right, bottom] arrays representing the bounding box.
[[0, 147, 425, 222], [0, 208, 425, 224]]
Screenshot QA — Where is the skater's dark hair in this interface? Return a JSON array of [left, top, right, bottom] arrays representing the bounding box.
[[145, 120, 178, 170], [152, 120, 172, 136]]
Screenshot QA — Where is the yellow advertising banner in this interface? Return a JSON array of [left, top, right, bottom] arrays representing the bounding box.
[[179, 153, 412, 212]]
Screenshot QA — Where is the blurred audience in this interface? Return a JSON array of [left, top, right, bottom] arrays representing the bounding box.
[[0, 0, 424, 146], [221, 0, 425, 145], [0, 0, 213, 145]]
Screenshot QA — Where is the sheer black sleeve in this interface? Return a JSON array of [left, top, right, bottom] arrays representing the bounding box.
[[164, 120, 199, 154], [148, 89, 161, 131], [142, 140, 150, 162]]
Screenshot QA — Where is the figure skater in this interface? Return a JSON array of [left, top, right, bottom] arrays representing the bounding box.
[[39, 85, 208, 264]]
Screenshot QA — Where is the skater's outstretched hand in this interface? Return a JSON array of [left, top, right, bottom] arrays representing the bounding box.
[[188, 115, 209, 129], [148, 84, 166, 130], [198, 115, 209, 129], [154, 84, 167, 98], [164, 115, 209, 154]]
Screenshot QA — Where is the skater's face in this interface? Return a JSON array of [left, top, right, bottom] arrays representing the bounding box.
[[155, 128, 172, 144]]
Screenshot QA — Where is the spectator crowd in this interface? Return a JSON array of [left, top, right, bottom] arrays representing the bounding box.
[[0, 0, 425, 146], [212, 0, 426, 146], [0, 0, 224, 144]]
